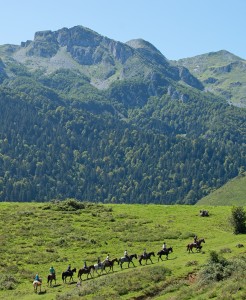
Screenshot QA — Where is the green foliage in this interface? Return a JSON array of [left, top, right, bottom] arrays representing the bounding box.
[[230, 206, 246, 234], [0, 275, 18, 290], [198, 251, 246, 289], [0, 49, 245, 205]]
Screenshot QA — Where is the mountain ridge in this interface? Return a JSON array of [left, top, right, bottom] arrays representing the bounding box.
[[0, 25, 245, 204]]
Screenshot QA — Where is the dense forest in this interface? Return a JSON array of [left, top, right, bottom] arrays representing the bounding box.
[[0, 26, 245, 204]]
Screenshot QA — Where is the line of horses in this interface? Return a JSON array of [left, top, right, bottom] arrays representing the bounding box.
[[36, 238, 205, 291]]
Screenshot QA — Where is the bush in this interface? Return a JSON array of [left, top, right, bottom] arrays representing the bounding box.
[[0, 275, 18, 290], [230, 206, 246, 234]]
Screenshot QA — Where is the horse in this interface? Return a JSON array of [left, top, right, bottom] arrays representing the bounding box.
[[62, 268, 76, 283], [118, 254, 137, 269], [103, 258, 118, 272], [78, 265, 95, 280], [94, 262, 106, 275], [139, 251, 155, 265], [47, 273, 56, 286], [157, 247, 173, 261], [187, 238, 205, 253], [33, 278, 42, 293]]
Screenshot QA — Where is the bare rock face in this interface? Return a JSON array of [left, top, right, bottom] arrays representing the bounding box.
[[26, 30, 59, 58]]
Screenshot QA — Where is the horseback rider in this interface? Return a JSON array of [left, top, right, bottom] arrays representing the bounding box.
[[104, 254, 110, 266], [194, 235, 198, 245], [162, 242, 167, 251], [83, 261, 88, 270], [97, 257, 101, 266], [143, 248, 147, 258], [124, 249, 130, 261], [49, 266, 55, 277], [67, 264, 71, 273], [34, 273, 41, 283]]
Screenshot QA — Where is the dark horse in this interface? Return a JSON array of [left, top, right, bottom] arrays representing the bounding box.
[[78, 265, 95, 280], [139, 251, 155, 265], [157, 247, 173, 261], [187, 238, 205, 253], [47, 273, 56, 286], [118, 254, 137, 269], [103, 258, 118, 272], [62, 268, 76, 283]]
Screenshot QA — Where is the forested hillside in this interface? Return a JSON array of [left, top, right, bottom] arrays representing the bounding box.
[[0, 26, 245, 204]]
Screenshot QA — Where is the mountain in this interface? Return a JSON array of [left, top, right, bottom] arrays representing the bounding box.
[[175, 50, 246, 107], [0, 25, 245, 204]]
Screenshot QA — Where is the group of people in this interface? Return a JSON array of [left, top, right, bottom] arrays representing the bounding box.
[[34, 241, 172, 282]]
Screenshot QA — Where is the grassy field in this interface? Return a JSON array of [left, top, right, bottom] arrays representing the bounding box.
[[0, 200, 246, 299]]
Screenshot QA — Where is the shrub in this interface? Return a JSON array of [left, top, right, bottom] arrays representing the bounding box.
[[230, 206, 246, 234], [0, 275, 18, 290]]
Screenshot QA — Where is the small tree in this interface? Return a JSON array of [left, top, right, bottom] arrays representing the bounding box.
[[230, 206, 246, 234]]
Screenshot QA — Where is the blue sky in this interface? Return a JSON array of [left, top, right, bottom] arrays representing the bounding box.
[[1, 0, 245, 60]]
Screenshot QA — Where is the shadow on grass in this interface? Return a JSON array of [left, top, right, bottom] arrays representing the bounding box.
[[37, 290, 47, 295], [48, 283, 62, 288]]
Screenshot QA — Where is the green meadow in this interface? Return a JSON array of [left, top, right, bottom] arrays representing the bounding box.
[[0, 200, 246, 299]]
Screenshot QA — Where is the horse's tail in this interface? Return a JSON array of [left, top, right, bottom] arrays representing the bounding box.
[[62, 272, 65, 281]]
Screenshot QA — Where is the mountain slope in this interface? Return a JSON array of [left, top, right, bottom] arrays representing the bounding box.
[[196, 173, 246, 206], [0, 25, 245, 204], [176, 50, 246, 107]]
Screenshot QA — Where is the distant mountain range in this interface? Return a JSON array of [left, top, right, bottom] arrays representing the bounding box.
[[0, 25, 245, 204]]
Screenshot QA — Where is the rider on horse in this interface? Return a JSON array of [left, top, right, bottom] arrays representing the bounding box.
[[143, 248, 147, 258], [49, 266, 55, 276], [83, 261, 88, 270], [124, 250, 130, 261], [66, 264, 72, 273], [162, 242, 167, 250], [97, 257, 101, 266], [34, 273, 41, 283], [194, 235, 198, 245]]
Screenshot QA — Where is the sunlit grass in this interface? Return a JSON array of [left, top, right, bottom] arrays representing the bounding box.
[[0, 201, 245, 299]]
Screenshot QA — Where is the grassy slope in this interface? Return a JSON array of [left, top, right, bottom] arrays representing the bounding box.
[[196, 174, 246, 206], [0, 202, 245, 300]]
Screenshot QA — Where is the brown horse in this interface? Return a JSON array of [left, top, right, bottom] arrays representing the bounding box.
[[187, 238, 205, 253], [103, 258, 118, 272], [139, 251, 155, 265], [78, 265, 95, 280], [33, 278, 42, 293], [47, 273, 56, 286], [62, 268, 76, 283], [157, 247, 173, 261]]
